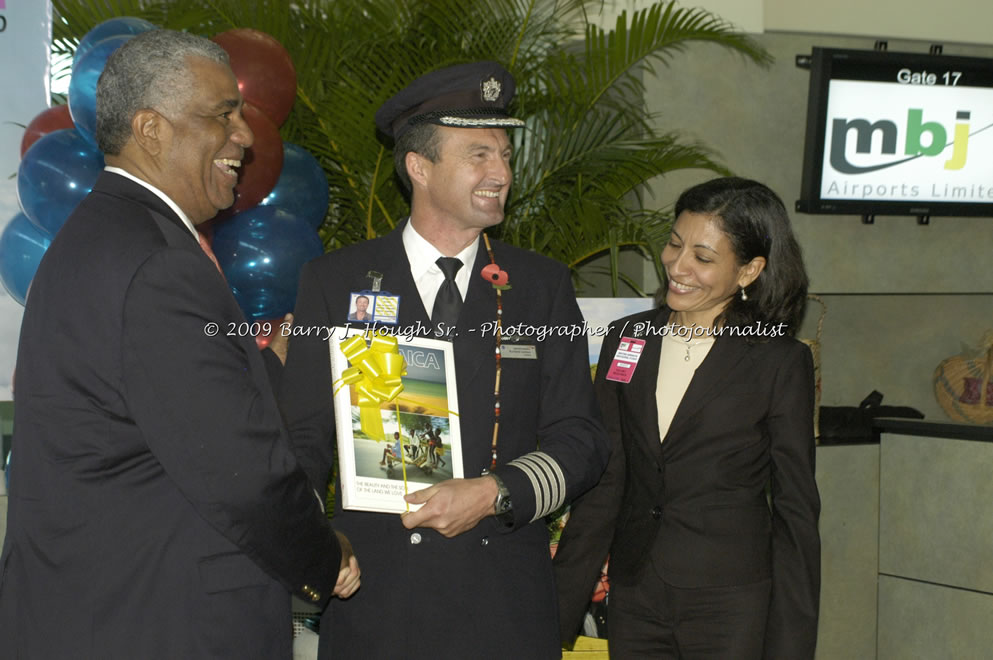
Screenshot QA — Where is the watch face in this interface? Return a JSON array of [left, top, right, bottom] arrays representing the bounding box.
[[494, 495, 514, 528]]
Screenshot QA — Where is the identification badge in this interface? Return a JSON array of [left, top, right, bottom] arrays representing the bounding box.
[[605, 337, 646, 383], [500, 344, 537, 360], [372, 294, 400, 324], [346, 291, 400, 325]]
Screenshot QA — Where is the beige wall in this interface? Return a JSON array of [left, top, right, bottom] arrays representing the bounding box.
[[595, 0, 764, 33], [598, 1, 993, 47], [765, 0, 993, 47]]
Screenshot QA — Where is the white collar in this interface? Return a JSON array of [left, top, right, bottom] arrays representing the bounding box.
[[402, 219, 479, 288]]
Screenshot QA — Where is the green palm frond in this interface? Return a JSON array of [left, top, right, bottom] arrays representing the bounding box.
[[50, 0, 771, 295]]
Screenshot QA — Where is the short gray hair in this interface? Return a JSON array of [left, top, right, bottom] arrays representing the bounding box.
[[393, 122, 443, 194], [96, 29, 230, 155]]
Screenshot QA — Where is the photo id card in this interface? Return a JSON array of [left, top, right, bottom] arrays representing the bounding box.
[[346, 291, 401, 325]]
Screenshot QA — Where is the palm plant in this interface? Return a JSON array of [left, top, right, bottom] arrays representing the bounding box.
[[51, 0, 771, 294]]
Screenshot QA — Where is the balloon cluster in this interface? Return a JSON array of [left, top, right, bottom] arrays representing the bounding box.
[[0, 16, 143, 303], [207, 28, 327, 332], [1, 20, 330, 338]]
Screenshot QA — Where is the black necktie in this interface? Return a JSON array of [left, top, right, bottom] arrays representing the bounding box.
[[432, 257, 463, 338]]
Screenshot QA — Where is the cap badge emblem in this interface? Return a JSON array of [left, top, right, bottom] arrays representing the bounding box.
[[481, 76, 501, 103]]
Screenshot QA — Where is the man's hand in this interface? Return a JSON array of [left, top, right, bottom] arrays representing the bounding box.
[[333, 530, 360, 598], [268, 313, 293, 365], [400, 476, 499, 537]]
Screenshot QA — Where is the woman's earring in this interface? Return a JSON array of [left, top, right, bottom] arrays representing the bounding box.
[[740, 286, 748, 301]]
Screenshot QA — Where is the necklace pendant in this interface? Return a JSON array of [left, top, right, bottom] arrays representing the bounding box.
[[684, 353, 691, 362]]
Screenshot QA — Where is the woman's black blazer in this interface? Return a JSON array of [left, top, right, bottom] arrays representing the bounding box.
[[554, 307, 820, 659]]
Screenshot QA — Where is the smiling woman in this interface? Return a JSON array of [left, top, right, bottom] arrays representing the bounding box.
[[554, 177, 820, 660]]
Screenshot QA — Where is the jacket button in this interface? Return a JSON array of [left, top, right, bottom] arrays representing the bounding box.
[[410, 532, 422, 545], [651, 506, 662, 520], [480, 536, 489, 546]]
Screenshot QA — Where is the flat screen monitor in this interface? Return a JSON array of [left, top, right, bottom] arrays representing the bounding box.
[[796, 47, 993, 217]]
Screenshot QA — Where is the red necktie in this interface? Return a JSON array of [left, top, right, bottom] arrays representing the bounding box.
[[196, 230, 224, 276]]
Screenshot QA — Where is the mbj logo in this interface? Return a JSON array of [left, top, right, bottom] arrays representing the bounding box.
[[830, 109, 970, 174]]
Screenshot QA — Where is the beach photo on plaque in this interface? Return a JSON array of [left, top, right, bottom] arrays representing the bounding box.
[[329, 327, 462, 513]]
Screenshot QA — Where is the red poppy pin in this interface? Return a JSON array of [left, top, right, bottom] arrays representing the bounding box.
[[480, 263, 511, 290]]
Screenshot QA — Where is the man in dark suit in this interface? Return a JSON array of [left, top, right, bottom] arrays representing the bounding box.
[[0, 30, 358, 659], [279, 62, 609, 659]]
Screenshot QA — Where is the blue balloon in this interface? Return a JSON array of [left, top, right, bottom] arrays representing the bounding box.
[[259, 143, 330, 228], [16, 129, 104, 236], [213, 206, 324, 321], [0, 213, 53, 306], [68, 34, 132, 146], [73, 17, 156, 71]]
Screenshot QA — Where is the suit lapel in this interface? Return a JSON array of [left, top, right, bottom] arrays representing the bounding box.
[[452, 236, 495, 386], [624, 308, 669, 469], [377, 223, 431, 328], [95, 171, 196, 244], [624, 308, 753, 461], [662, 331, 751, 450]]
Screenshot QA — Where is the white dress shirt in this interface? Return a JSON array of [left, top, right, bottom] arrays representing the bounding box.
[[402, 219, 479, 318], [656, 333, 715, 442]]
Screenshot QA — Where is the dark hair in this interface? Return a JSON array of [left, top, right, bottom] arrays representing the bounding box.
[[393, 122, 443, 193], [96, 29, 229, 155], [673, 177, 808, 334]]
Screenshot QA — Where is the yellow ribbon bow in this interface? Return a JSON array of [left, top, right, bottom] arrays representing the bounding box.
[[336, 333, 407, 441]]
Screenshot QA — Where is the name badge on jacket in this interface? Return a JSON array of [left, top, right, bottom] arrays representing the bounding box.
[[605, 337, 645, 383], [500, 335, 537, 359]]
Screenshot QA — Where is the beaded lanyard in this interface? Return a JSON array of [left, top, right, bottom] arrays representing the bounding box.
[[480, 232, 510, 471]]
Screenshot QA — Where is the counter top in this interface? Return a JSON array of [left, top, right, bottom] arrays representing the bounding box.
[[873, 417, 993, 442]]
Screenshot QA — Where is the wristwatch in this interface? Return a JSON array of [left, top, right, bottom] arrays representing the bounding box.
[[490, 473, 514, 527]]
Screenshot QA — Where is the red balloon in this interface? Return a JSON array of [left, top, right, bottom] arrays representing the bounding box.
[[20, 105, 75, 156], [212, 28, 297, 127], [229, 103, 284, 215]]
